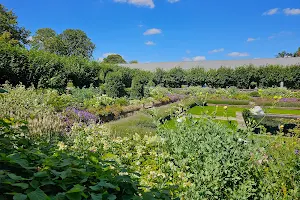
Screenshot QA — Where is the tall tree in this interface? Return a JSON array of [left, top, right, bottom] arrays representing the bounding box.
[[58, 29, 95, 58], [0, 4, 30, 45], [276, 51, 293, 58], [30, 28, 63, 54], [294, 47, 300, 57], [102, 54, 127, 64]]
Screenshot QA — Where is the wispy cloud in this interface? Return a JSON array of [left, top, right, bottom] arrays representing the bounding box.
[[168, 0, 180, 3], [114, 0, 154, 8], [143, 28, 162, 35], [247, 37, 259, 42], [183, 56, 206, 61], [186, 50, 191, 54], [145, 41, 156, 45], [228, 52, 250, 57], [263, 8, 279, 16], [208, 48, 224, 54], [268, 31, 293, 40], [283, 8, 300, 15]]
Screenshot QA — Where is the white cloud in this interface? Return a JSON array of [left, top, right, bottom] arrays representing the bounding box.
[[283, 8, 300, 15], [247, 37, 259, 42], [263, 8, 279, 16], [208, 48, 224, 53], [193, 56, 206, 61], [168, 0, 180, 3], [145, 41, 156, 45], [183, 56, 206, 61], [228, 52, 250, 57], [186, 50, 191, 54], [114, 0, 154, 8], [143, 28, 162, 35], [27, 36, 33, 41]]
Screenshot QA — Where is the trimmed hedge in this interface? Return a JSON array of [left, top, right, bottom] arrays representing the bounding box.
[[207, 99, 250, 105]]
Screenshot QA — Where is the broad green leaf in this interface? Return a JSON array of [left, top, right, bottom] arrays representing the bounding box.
[[91, 193, 103, 200], [65, 193, 81, 200], [107, 194, 116, 200], [28, 188, 49, 200], [52, 193, 65, 200], [66, 184, 85, 193], [7, 154, 29, 168], [12, 183, 29, 189], [40, 180, 55, 186], [30, 180, 40, 189], [13, 193, 27, 200], [89, 180, 117, 191], [8, 173, 24, 181], [34, 171, 48, 178]]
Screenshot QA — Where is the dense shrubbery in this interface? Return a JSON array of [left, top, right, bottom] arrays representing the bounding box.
[[0, 118, 173, 200], [1, 41, 300, 95]]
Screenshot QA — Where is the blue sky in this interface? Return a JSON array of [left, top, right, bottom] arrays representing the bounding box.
[[2, 0, 300, 63]]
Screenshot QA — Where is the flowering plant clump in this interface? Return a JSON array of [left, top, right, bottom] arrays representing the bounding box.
[[61, 107, 100, 131]]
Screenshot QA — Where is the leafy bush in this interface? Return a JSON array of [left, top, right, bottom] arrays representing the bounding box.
[[0, 85, 65, 138], [159, 118, 261, 199], [105, 72, 126, 98], [0, 118, 173, 200]]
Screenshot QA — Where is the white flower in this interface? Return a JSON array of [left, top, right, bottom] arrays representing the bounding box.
[[177, 118, 183, 123]]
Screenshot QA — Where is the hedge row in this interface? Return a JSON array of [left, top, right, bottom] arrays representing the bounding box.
[[0, 41, 150, 93], [153, 65, 300, 89], [1, 41, 300, 92]]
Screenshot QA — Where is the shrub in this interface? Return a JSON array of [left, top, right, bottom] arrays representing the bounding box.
[[158, 118, 260, 199], [105, 72, 126, 98], [0, 118, 172, 199], [249, 91, 261, 97]]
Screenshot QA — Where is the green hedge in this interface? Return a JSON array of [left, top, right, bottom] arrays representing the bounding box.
[[207, 99, 250, 105], [1, 41, 300, 92]]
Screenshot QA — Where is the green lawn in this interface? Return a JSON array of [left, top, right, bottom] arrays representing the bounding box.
[[265, 108, 300, 115], [163, 117, 238, 130], [188, 106, 300, 118], [105, 112, 156, 137]]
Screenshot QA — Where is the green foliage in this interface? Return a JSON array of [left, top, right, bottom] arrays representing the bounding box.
[[30, 28, 61, 54], [0, 4, 30, 45], [165, 67, 186, 88], [129, 60, 138, 64], [159, 119, 259, 199], [185, 67, 206, 86], [105, 72, 126, 98], [30, 28, 95, 58], [0, 118, 171, 200], [58, 29, 95, 58], [130, 75, 148, 99], [234, 65, 259, 89], [28, 50, 67, 89], [102, 54, 127, 64]]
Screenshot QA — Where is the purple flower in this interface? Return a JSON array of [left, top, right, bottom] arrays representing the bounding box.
[[279, 98, 299, 103], [295, 149, 299, 155]]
